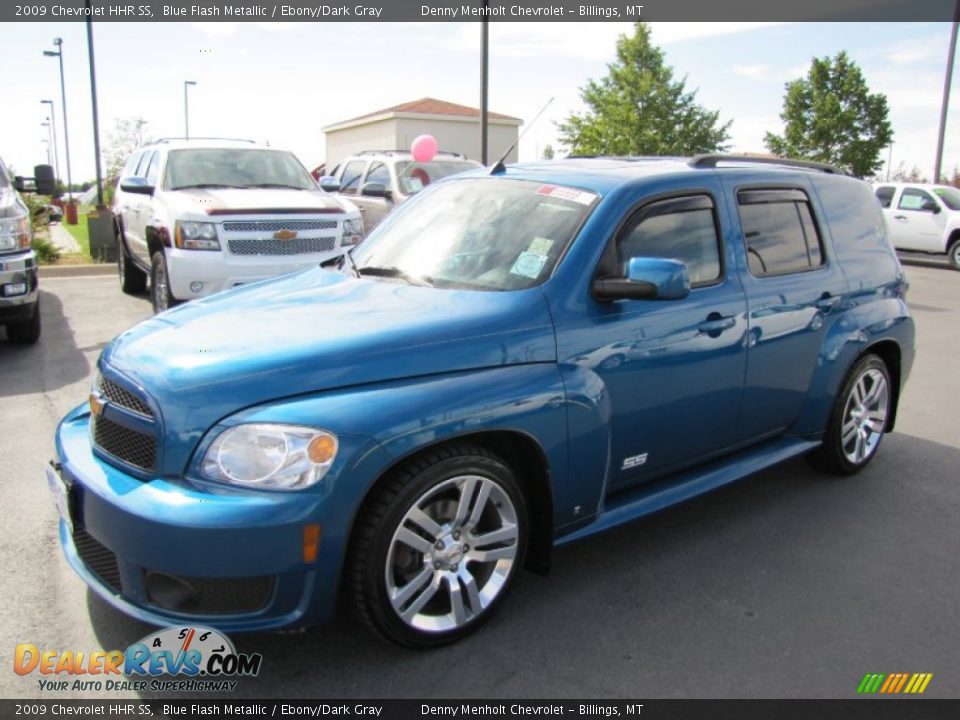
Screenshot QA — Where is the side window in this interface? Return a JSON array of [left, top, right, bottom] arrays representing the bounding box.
[[614, 195, 722, 286], [144, 152, 160, 186], [898, 187, 938, 212], [133, 151, 152, 177], [364, 162, 390, 188], [339, 161, 367, 195], [121, 152, 142, 179], [875, 186, 895, 208], [738, 189, 824, 277]]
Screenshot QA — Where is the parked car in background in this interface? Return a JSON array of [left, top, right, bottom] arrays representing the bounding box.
[[112, 139, 364, 313], [324, 150, 481, 233], [874, 182, 960, 269], [0, 156, 41, 344], [52, 155, 913, 648]]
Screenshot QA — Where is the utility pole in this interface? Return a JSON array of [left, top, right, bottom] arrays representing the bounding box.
[[933, 10, 959, 183], [43, 38, 73, 204], [85, 2, 105, 208], [480, 1, 489, 164]]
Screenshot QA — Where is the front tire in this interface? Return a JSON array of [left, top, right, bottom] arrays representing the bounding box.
[[150, 251, 177, 313], [346, 444, 528, 648], [5, 300, 41, 345], [812, 354, 891, 475], [948, 238, 960, 270]]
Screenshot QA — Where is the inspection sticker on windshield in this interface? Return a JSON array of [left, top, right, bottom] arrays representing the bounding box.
[[536, 184, 597, 205], [511, 251, 548, 279], [529, 237, 554, 255]]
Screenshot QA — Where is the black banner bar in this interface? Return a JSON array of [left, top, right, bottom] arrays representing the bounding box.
[[2, 700, 959, 720], [3, 0, 959, 23]]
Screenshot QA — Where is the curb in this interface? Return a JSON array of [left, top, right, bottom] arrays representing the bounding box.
[[40, 264, 115, 278]]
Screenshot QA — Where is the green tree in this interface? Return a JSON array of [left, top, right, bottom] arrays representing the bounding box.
[[765, 52, 892, 177], [558, 23, 730, 156], [542, 144, 555, 160]]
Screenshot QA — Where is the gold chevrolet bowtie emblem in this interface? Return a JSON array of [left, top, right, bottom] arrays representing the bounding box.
[[89, 394, 104, 416], [273, 229, 297, 240]]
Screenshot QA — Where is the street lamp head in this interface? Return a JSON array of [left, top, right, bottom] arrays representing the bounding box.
[[41, 99, 53, 105], [185, 80, 197, 86], [43, 50, 59, 57], [54, 37, 63, 46]]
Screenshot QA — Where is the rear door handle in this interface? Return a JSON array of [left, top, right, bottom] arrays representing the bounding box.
[[698, 315, 736, 334]]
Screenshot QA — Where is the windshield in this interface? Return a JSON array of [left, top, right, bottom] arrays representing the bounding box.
[[352, 178, 597, 291], [933, 187, 960, 211], [395, 159, 481, 195], [164, 148, 316, 191]]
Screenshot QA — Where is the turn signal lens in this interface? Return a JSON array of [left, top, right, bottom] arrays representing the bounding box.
[[307, 434, 337, 464]]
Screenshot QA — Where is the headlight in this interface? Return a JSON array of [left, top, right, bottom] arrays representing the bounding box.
[[174, 220, 220, 250], [0, 214, 30, 252], [341, 217, 364, 246], [200, 424, 337, 490]]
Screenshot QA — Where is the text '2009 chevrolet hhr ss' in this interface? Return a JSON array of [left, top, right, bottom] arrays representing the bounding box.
[[50, 156, 914, 647]]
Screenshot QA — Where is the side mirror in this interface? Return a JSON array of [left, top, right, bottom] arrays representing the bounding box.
[[359, 182, 391, 200], [119, 176, 154, 195], [318, 176, 341, 193], [13, 176, 25, 192], [925, 201, 941, 214], [34, 164, 56, 195], [592, 257, 690, 302]]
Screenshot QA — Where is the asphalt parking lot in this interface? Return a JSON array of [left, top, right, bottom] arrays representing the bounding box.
[[1, 258, 958, 700]]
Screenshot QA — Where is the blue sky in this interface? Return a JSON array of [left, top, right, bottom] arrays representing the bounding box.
[[1, 21, 957, 182]]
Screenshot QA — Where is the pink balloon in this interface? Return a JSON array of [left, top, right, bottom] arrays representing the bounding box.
[[411, 134, 439, 163]]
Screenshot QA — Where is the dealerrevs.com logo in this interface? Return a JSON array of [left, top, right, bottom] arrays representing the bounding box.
[[14, 626, 262, 692]]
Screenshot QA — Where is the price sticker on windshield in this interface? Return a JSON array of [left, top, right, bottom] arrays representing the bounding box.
[[536, 185, 597, 205]]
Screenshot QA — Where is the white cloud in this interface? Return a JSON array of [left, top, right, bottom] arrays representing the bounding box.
[[732, 65, 769, 80]]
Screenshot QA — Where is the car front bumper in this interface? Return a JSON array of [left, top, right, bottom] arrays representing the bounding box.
[[52, 403, 388, 633], [0, 250, 38, 320]]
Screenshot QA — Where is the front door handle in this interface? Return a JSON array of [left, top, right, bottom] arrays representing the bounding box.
[[698, 314, 736, 335], [893, 215, 908, 221], [815, 293, 841, 312]]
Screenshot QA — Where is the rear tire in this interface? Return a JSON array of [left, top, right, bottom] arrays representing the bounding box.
[[346, 444, 527, 648], [812, 354, 891, 475], [150, 251, 178, 314], [118, 232, 147, 295], [6, 300, 41, 345]]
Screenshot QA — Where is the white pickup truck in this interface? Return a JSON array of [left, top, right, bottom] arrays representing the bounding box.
[[874, 182, 960, 269]]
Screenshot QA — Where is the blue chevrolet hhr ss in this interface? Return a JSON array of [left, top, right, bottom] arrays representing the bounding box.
[[50, 156, 914, 647]]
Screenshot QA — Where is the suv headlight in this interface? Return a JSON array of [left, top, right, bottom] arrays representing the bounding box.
[[341, 217, 364, 246], [174, 220, 220, 250], [200, 424, 337, 490], [0, 214, 30, 252]]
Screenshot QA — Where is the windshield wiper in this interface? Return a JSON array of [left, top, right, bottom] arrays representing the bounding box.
[[243, 183, 309, 190], [171, 183, 247, 190], [358, 266, 433, 287]]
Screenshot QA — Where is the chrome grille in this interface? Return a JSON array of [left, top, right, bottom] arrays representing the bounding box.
[[95, 373, 152, 418], [91, 415, 157, 472], [228, 237, 337, 256], [222, 220, 338, 233]]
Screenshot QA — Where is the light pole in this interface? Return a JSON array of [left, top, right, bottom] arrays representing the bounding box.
[[41, 136, 51, 166], [184, 80, 197, 140], [40, 99, 59, 184], [43, 38, 73, 207], [933, 16, 959, 184]]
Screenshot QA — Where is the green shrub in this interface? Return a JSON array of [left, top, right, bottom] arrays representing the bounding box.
[[32, 233, 61, 264]]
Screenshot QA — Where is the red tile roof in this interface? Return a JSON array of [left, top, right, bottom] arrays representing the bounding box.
[[335, 97, 520, 125]]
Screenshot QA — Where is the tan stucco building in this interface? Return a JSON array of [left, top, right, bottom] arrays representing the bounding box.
[[322, 98, 522, 168]]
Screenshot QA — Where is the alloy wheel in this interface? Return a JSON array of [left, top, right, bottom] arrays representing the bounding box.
[[840, 368, 889, 465]]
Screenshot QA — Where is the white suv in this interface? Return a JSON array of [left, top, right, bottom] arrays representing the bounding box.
[[113, 139, 363, 312], [874, 182, 960, 269]]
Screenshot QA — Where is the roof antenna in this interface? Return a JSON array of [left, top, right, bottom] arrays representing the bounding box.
[[490, 97, 554, 175]]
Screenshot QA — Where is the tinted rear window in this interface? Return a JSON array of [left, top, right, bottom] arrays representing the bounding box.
[[738, 190, 824, 277]]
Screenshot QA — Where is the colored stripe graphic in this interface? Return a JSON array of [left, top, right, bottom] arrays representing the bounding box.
[[858, 673, 932, 694]]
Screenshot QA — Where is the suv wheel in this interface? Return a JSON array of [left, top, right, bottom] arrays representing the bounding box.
[[150, 251, 178, 313], [6, 300, 41, 345], [347, 444, 527, 647], [948, 238, 960, 270], [118, 235, 147, 295], [813, 354, 891, 475]]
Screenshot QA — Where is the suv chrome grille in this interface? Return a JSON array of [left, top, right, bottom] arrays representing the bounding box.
[[227, 237, 337, 256], [222, 220, 338, 232], [95, 373, 153, 418], [91, 415, 157, 472]]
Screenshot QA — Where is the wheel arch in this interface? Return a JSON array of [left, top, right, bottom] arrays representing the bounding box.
[[863, 339, 902, 431], [348, 429, 554, 576], [145, 225, 169, 258]]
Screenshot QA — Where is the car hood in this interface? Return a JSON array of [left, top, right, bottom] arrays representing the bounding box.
[[163, 187, 356, 217], [101, 269, 556, 473]]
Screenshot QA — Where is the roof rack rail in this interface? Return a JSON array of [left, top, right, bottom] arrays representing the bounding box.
[[356, 149, 468, 159], [690, 154, 847, 175], [152, 137, 257, 144]]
